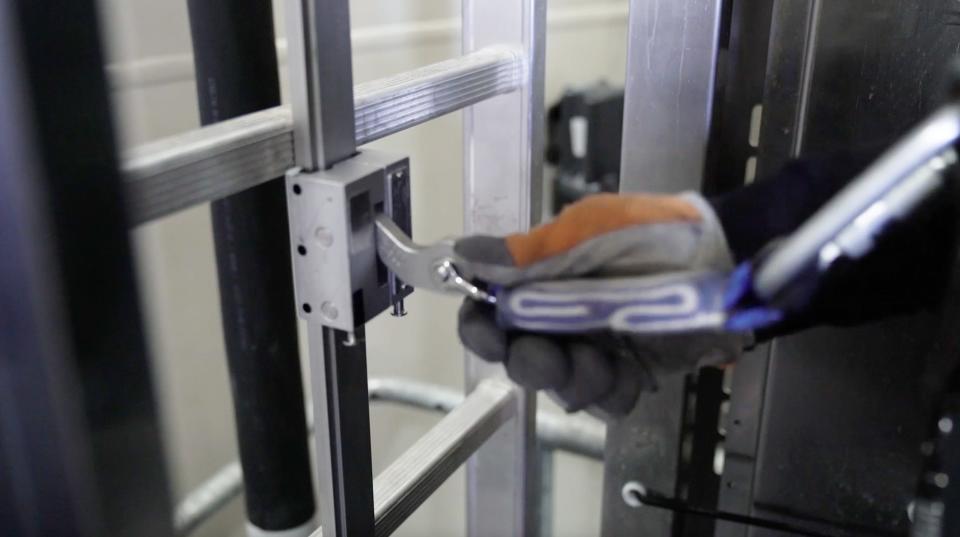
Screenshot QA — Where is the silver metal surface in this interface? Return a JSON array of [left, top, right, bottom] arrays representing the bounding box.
[[355, 46, 522, 146], [287, 151, 410, 331], [373, 379, 516, 537], [173, 378, 604, 536], [462, 0, 547, 532], [284, 0, 373, 535], [373, 215, 457, 292], [605, 1, 725, 535], [284, 0, 356, 170], [122, 107, 294, 225], [754, 104, 960, 300], [618, 0, 725, 193], [123, 48, 524, 226], [373, 215, 496, 304]]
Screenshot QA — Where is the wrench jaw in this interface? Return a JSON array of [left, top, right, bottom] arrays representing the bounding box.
[[433, 260, 497, 304], [374, 214, 494, 303]]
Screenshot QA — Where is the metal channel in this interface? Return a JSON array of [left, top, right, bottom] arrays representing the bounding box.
[[285, 0, 372, 536], [372, 379, 516, 537], [121, 47, 522, 226], [462, 0, 546, 534], [604, 0, 725, 536]]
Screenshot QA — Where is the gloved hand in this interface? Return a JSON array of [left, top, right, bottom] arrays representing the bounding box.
[[455, 192, 746, 418]]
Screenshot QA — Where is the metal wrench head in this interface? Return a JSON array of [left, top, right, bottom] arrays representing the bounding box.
[[374, 214, 491, 301]]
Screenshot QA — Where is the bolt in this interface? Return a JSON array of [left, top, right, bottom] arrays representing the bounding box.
[[435, 261, 453, 283], [320, 301, 339, 320], [391, 299, 408, 317], [315, 227, 334, 247]]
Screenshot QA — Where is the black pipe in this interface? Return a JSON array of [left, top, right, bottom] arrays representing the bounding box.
[[186, 1, 315, 532]]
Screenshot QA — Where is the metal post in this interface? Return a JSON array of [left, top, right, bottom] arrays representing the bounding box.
[[604, 0, 725, 535], [0, 0, 173, 535], [284, 0, 374, 535], [185, 2, 316, 536], [462, 0, 546, 534]]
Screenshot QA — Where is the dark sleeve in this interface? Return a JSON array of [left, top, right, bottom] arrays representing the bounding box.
[[709, 150, 960, 339]]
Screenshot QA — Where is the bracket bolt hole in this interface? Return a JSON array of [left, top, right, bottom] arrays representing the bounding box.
[[302, 303, 312, 314], [297, 245, 307, 256], [292, 184, 302, 195]]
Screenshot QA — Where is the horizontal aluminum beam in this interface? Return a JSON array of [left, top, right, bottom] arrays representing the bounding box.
[[368, 377, 606, 459], [372, 379, 515, 537], [172, 377, 605, 536], [122, 46, 522, 226]]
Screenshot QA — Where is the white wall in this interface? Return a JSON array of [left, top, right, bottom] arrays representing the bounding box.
[[100, 1, 628, 536]]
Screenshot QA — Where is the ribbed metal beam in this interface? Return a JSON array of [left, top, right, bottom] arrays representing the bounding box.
[[121, 47, 522, 226], [372, 379, 516, 537]]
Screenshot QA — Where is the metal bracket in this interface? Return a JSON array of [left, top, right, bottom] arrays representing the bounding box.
[[286, 149, 412, 332]]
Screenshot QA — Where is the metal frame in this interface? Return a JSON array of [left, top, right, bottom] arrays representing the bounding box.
[[122, 47, 523, 226], [173, 378, 606, 536], [279, 0, 548, 534], [462, 0, 547, 534], [604, 0, 725, 536]]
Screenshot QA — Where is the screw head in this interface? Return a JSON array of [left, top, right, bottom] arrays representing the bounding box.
[[315, 227, 334, 247], [320, 301, 339, 320]]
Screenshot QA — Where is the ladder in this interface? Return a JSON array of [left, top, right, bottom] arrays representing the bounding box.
[[0, 0, 727, 535]]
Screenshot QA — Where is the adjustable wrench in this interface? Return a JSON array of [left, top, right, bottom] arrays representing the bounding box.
[[374, 215, 731, 334]]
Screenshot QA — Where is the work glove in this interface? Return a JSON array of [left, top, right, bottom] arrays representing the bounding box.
[[455, 192, 745, 418]]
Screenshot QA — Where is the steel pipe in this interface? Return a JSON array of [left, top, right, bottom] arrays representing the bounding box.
[[121, 47, 523, 226]]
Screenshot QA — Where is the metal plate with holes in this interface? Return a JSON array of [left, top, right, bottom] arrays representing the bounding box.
[[286, 149, 411, 332]]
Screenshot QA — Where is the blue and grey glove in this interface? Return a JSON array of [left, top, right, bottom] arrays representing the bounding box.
[[456, 192, 747, 418]]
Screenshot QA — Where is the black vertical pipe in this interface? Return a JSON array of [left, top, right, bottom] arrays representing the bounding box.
[[186, 1, 315, 532]]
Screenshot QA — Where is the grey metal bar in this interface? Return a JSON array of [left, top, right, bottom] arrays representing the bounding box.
[[172, 378, 605, 536], [462, 0, 547, 532], [284, 0, 355, 170], [604, 1, 725, 535], [368, 378, 606, 459], [121, 47, 523, 226], [618, 0, 725, 194], [354, 46, 521, 145], [123, 107, 293, 226], [373, 379, 516, 537]]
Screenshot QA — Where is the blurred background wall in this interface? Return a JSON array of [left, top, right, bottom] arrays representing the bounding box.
[[98, 1, 627, 535]]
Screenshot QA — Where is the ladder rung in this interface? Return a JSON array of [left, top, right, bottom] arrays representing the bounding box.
[[372, 379, 515, 537], [121, 46, 523, 226]]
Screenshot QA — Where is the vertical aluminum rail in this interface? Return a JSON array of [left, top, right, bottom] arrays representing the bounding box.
[[462, 0, 547, 534], [285, 1, 375, 536], [603, 0, 725, 535]]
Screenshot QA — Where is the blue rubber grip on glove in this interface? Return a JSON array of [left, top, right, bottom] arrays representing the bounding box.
[[494, 270, 731, 334]]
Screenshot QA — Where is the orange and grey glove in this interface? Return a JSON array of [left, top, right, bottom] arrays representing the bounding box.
[[455, 192, 745, 418]]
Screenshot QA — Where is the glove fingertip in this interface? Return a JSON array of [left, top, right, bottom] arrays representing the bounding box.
[[595, 356, 652, 418], [554, 342, 616, 412], [506, 336, 571, 391], [458, 300, 507, 363]]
